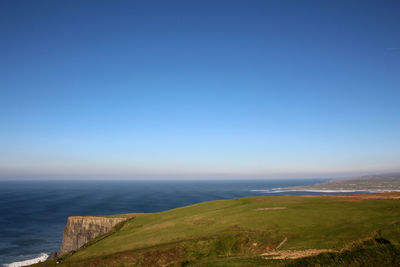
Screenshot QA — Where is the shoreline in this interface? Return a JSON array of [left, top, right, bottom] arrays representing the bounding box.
[[3, 253, 48, 267]]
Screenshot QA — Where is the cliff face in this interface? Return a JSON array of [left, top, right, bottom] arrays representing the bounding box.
[[57, 216, 129, 256]]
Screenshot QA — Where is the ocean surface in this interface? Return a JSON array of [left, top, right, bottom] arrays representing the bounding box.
[[0, 178, 350, 266]]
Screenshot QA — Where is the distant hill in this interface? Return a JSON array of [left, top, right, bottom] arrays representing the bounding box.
[[285, 173, 400, 192]]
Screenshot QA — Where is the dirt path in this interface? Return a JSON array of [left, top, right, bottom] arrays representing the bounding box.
[[275, 237, 287, 250], [261, 249, 333, 259], [261, 237, 333, 260]]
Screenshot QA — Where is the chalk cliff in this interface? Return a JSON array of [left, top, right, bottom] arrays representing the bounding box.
[[57, 216, 130, 256]]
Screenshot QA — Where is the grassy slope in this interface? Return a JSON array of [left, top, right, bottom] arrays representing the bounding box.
[[36, 193, 400, 266]]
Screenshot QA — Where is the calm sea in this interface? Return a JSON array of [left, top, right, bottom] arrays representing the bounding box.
[[0, 179, 332, 265]]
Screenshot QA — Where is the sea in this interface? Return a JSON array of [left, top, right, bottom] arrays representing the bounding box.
[[0, 178, 366, 266]]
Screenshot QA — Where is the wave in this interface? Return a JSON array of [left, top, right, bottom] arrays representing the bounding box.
[[251, 189, 289, 193], [3, 253, 48, 267]]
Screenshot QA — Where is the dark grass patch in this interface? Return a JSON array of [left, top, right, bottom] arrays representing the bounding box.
[[287, 243, 400, 267]]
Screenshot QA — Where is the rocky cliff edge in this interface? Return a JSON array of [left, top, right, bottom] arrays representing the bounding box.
[[57, 215, 132, 257]]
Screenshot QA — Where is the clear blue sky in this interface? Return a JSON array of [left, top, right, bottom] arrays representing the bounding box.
[[1, 0, 399, 179]]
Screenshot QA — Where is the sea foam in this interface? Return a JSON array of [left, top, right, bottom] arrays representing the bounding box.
[[3, 253, 48, 267]]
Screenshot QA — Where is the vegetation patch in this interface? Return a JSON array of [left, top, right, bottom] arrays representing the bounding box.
[[33, 193, 400, 266]]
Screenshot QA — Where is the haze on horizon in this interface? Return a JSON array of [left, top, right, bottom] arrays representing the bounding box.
[[1, 1, 399, 180]]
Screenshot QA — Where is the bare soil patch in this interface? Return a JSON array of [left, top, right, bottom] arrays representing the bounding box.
[[254, 207, 287, 211]]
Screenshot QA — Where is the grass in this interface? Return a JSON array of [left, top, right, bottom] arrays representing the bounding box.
[[34, 193, 400, 266]]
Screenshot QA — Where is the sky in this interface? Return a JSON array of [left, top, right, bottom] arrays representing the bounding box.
[[0, 0, 399, 180]]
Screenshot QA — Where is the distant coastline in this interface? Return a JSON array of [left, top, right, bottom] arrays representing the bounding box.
[[278, 173, 400, 192]]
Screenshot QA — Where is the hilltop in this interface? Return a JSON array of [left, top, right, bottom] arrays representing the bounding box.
[[34, 192, 400, 266]]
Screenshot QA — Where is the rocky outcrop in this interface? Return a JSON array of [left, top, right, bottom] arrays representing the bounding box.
[[57, 216, 130, 256]]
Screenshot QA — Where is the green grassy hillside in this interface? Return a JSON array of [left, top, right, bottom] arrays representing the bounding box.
[[36, 193, 400, 266]]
